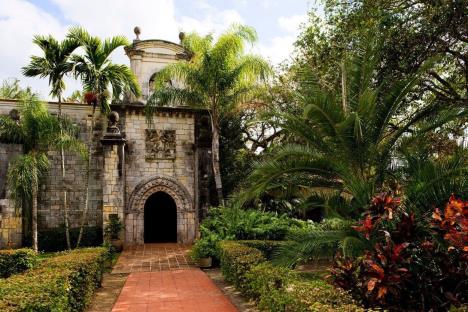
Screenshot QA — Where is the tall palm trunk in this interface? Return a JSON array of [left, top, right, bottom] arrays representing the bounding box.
[[31, 175, 38, 252], [76, 106, 95, 248], [58, 94, 71, 250], [210, 115, 224, 206]]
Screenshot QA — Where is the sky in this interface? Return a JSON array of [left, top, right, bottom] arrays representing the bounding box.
[[0, 0, 318, 99]]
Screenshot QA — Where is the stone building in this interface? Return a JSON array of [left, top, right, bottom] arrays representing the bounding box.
[[0, 29, 213, 248]]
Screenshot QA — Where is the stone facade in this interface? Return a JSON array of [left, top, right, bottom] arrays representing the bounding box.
[[0, 34, 213, 248]]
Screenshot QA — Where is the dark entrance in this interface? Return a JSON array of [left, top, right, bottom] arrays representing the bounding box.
[[144, 192, 177, 243]]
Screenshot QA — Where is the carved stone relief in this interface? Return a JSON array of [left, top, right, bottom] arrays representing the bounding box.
[[145, 129, 176, 159]]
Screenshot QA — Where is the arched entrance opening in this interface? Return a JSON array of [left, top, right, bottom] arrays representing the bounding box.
[[144, 191, 177, 243]]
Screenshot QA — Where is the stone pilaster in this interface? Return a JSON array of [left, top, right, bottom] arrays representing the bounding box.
[[101, 112, 126, 240]]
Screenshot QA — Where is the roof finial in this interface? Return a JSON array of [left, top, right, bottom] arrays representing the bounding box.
[[134, 26, 141, 41], [179, 31, 185, 43]]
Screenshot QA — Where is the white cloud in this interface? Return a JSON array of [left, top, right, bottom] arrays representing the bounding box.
[[179, 9, 244, 37], [0, 0, 68, 98], [278, 14, 307, 33], [0, 0, 247, 99], [0, 0, 307, 98], [256, 36, 296, 65], [256, 14, 307, 65]]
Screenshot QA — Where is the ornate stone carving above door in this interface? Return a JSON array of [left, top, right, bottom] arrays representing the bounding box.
[[145, 129, 176, 160]]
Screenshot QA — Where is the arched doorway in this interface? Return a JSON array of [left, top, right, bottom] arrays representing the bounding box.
[[144, 191, 177, 243]]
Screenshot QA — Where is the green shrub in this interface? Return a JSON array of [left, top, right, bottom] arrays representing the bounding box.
[[38, 226, 103, 252], [218, 241, 265, 295], [202, 207, 306, 241], [239, 240, 287, 260], [219, 240, 364, 311], [246, 262, 294, 310], [245, 262, 363, 312], [0, 247, 109, 312], [286, 279, 364, 312], [0, 248, 37, 278], [191, 232, 221, 260]]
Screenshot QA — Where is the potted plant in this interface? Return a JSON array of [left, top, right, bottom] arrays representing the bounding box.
[[104, 214, 124, 252], [191, 234, 218, 268]]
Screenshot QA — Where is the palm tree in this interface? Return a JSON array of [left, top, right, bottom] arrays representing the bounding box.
[[0, 96, 85, 251], [239, 40, 468, 266], [241, 40, 466, 216], [146, 24, 271, 205], [22, 35, 80, 250], [67, 27, 141, 247], [0, 78, 34, 99]]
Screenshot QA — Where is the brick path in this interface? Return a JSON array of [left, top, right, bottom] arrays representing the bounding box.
[[112, 243, 195, 273], [110, 244, 238, 312]]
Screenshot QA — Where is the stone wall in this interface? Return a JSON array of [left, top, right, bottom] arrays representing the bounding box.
[[115, 106, 199, 244], [0, 143, 23, 248], [1, 99, 210, 247], [0, 100, 104, 247], [121, 108, 196, 199]]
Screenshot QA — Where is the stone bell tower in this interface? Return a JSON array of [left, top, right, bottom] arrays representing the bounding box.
[[125, 27, 188, 102]]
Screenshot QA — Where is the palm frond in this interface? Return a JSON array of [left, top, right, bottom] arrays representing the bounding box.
[[273, 220, 359, 267], [0, 115, 24, 144], [7, 152, 49, 211]]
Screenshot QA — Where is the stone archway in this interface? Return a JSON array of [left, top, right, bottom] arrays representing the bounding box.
[[126, 175, 195, 244]]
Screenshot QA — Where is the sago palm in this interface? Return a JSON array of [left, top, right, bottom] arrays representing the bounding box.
[[22, 34, 80, 250], [241, 40, 466, 217], [146, 24, 271, 205], [0, 96, 85, 251], [240, 40, 467, 266], [68, 26, 141, 247]]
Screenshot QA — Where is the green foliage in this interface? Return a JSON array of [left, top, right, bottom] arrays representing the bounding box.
[[190, 232, 220, 260], [38, 226, 103, 252], [306, 0, 467, 102], [240, 30, 467, 219], [245, 262, 294, 310], [219, 241, 364, 311], [400, 152, 468, 216], [6, 153, 49, 211], [239, 240, 287, 260], [22, 34, 80, 99], [218, 241, 265, 295], [201, 206, 306, 241], [146, 24, 271, 203], [0, 247, 109, 312], [104, 215, 123, 240], [219, 115, 256, 197], [247, 263, 364, 312], [273, 218, 364, 267], [0, 249, 37, 278], [68, 26, 141, 112], [0, 79, 35, 100], [147, 24, 271, 115], [1, 96, 86, 211]]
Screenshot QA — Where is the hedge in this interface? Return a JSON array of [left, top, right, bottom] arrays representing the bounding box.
[[218, 241, 265, 295], [219, 241, 364, 312], [0, 247, 109, 312], [0, 248, 37, 278]]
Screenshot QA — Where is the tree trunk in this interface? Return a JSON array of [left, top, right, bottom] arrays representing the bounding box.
[[76, 107, 95, 248], [341, 61, 347, 113], [32, 182, 38, 252], [58, 95, 71, 250], [210, 116, 224, 206]]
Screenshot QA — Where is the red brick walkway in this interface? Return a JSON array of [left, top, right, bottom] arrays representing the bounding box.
[[111, 244, 238, 312], [112, 269, 238, 312], [112, 244, 195, 273]]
